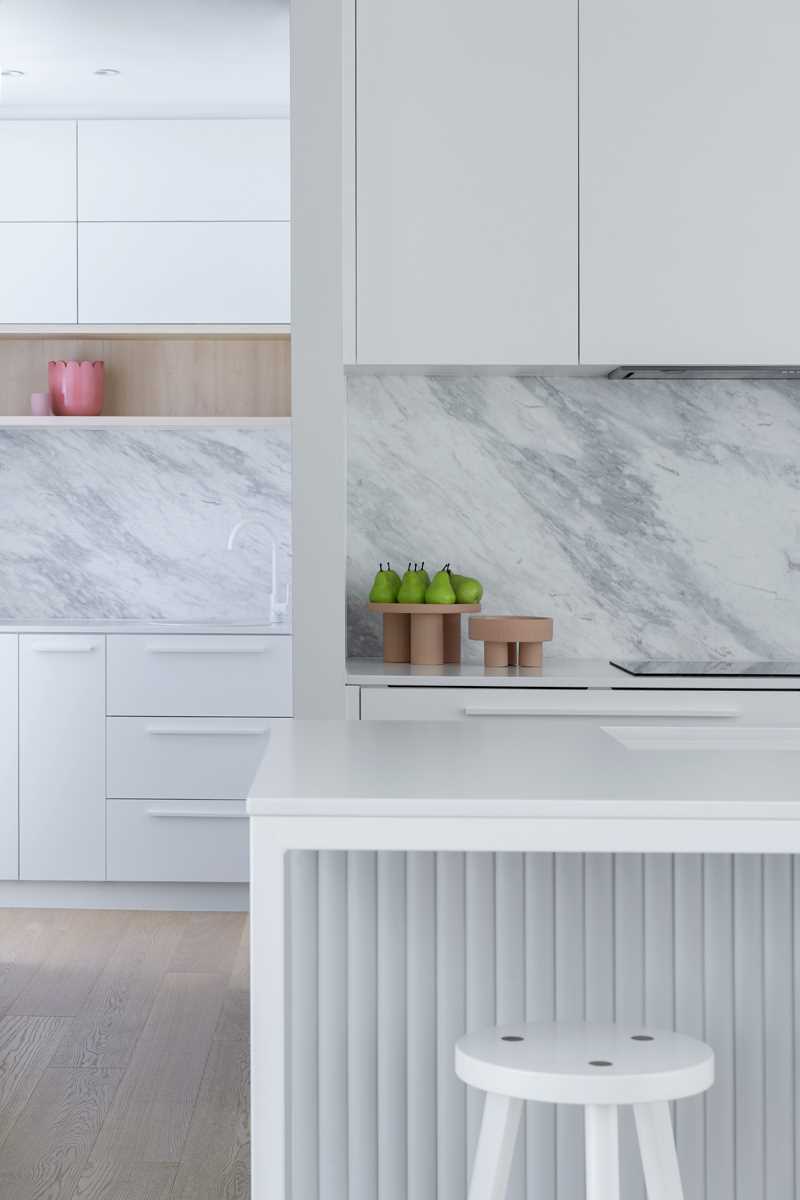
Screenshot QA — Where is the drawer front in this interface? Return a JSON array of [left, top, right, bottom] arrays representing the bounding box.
[[360, 687, 800, 724], [107, 799, 248, 883], [108, 716, 279, 799], [107, 634, 292, 717]]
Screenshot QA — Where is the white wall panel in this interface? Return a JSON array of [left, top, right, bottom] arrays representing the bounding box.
[[287, 853, 800, 1200]]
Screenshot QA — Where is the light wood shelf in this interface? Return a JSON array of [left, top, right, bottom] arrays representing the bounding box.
[[0, 332, 291, 420]]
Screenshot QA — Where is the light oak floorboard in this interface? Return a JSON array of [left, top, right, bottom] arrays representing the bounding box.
[[0, 1014, 73, 1147], [169, 912, 246, 975], [10, 910, 130, 1018], [0, 1066, 122, 1199], [215, 918, 250, 1043], [0, 909, 63, 1019], [0, 910, 251, 1199], [170, 1035, 250, 1199], [51, 911, 189, 1069], [74, 971, 227, 1198], [72, 1162, 177, 1200]]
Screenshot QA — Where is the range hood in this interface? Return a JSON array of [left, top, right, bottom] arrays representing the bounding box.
[[608, 365, 800, 380]]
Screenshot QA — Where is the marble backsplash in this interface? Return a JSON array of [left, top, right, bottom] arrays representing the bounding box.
[[348, 375, 800, 661], [0, 425, 291, 621]]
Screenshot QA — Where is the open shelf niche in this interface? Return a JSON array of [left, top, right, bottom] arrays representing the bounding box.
[[0, 329, 290, 423]]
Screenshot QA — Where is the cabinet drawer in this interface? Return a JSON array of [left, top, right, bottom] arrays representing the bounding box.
[[107, 799, 248, 883], [360, 687, 800, 724], [107, 634, 292, 716], [107, 717, 278, 799], [78, 221, 289, 324]]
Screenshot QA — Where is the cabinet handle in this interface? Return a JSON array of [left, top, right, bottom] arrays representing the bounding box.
[[146, 806, 248, 820], [30, 641, 98, 653], [145, 724, 268, 736], [462, 705, 741, 718], [145, 642, 268, 655]]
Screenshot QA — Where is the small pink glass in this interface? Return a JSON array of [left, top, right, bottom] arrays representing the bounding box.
[[30, 392, 51, 416], [48, 360, 105, 416]]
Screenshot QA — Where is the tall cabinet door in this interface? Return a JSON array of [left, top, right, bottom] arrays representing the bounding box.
[[0, 636, 18, 880], [20, 635, 105, 881], [0, 120, 78, 324], [354, 0, 577, 365], [580, 0, 800, 364]]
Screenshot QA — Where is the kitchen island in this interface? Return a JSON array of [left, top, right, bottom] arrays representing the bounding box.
[[248, 719, 800, 1200]]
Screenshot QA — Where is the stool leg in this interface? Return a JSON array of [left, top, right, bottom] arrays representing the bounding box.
[[585, 1105, 620, 1200], [633, 1102, 684, 1199], [467, 1092, 523, 1200]]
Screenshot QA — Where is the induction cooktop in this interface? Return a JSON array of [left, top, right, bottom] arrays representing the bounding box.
[[610, 660, 800, 677]]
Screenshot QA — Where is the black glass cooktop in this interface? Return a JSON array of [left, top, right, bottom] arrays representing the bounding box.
[[610, 660, 800, 677]]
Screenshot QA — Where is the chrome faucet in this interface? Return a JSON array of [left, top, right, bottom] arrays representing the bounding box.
[[226, 517, 289, 623]]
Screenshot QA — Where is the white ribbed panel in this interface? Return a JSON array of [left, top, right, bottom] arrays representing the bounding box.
[[287, 853, 800, 1200]]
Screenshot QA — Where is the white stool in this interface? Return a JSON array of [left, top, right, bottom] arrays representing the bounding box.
[[455, 1021, 714, 1200]]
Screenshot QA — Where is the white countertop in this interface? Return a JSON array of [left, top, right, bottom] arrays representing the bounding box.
[[0, 620, 291, 635], [247, 719, 800, 823], [346, 657, 800, 690]]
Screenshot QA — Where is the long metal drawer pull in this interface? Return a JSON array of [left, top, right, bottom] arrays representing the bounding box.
[[145, 642, 268, 654], [146, 724, 268, 736], [462, 705, 740, 718], [31, 642, 97, 653], [146, 807, 248, 819]]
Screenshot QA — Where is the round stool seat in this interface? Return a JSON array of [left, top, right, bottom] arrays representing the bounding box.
[[456, 1021, 714, 1106]]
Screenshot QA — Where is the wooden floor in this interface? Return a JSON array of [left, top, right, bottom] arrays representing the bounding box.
[[0, 908, 249, 1199]]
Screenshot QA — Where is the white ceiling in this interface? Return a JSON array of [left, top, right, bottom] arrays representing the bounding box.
[[0, 0, 289, 117]]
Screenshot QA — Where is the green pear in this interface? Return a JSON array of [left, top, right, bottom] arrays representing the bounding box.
[[450, 572, 483, 604], [415, 561, 431, 588], [369, 563, 400, 603], [397, 562, 426, 604], [425, 566, 456, 604], [385, 562, 402, 591]]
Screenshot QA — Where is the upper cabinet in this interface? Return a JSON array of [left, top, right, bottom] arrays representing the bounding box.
[[352, 0, 577, 366], [0, 122, 78, 323], [77, 119, 289, 221], [0, 117, 289, 327], [0, 121, 76, 221], [580, 0, 800, 365]]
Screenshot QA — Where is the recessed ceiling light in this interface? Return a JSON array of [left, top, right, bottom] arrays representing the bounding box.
[[1, 69, 24, 77], [94, 68, 121, 77]]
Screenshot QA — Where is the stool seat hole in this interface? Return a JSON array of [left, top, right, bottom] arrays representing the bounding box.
[[632, 1035, 655, 1042], [589, 1060, 613, 1067], [501, 1035, 524, 1042]]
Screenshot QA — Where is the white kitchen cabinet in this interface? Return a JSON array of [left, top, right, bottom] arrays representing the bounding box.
[[353, 0, 577, 366], [0, 637, 19, 880], [0, 121, 76, 221], [78, 119, 289, 221], [360, 686, 800, 724], [78, 221, 289, 324], [580, 0, 800, 364], [107, 799, 249, 883], [107, 634, 292, 717], [107, 716, 274, 800], [20, 635, 105, 881], [0, 224, 77, 323]]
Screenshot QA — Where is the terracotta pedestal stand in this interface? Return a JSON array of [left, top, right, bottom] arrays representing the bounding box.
[[468, 616, 554, 668], [369, 603, 481, 666]]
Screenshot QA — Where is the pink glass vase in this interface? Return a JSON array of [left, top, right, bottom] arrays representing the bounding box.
[[48, 360, 105, 416]]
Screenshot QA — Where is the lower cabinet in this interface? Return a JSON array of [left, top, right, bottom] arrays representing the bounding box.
[[0, 636, 18, 880], [107, 799, 249, 883], [359, 686, 800, 724], [20, 635, 106, 881]]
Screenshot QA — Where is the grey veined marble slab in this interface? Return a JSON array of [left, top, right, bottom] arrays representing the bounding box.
[[0, 426, 291, 621], [347, 375, 800, 661]]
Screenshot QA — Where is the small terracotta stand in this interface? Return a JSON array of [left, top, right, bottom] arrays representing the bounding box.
[[369, 603, 481, 666], [468, 616, 554, 669]]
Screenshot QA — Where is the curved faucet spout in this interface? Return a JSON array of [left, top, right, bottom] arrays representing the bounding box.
[[226, 517, 283, 623]]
